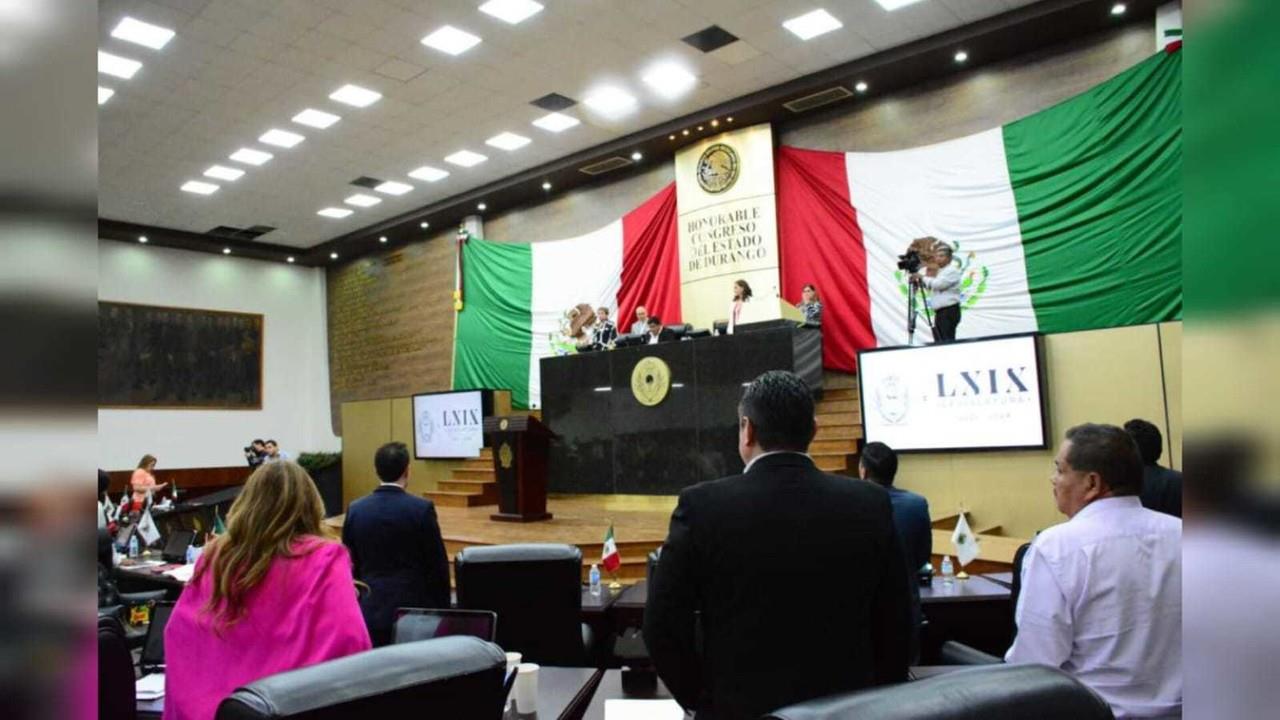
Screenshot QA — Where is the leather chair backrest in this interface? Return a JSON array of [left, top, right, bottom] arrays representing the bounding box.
[[763, 664, 1114, 720], [98, 613, 137, 720], [455, 543, 584, 665], [215, 636, 506, 720]]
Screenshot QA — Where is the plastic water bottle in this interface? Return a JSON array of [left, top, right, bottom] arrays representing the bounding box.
[[128, 534, 139, 559], [589, 563, 602, 596], [940, 555, 955, 585]]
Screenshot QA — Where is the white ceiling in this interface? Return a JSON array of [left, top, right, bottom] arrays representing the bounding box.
[[98, 0, 1039, 248]]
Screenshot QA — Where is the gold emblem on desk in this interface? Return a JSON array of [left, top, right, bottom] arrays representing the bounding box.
[[696, 143, 740, 195], [631, 356, 672, 407], [498, 442, 513, 469], [499, 417, 509, 431]]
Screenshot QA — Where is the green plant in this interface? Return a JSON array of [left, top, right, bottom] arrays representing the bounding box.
[[296, 452, 341, 472]]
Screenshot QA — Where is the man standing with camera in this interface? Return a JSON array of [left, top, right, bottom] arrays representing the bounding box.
[[911, 242, 963, 343]]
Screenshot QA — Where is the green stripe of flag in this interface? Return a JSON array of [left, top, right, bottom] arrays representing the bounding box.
[[452, 238, 534, 408]]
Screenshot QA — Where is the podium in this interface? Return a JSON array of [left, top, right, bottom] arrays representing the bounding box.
[[733, 297, 805, 330], [485, 415, 554, 522]]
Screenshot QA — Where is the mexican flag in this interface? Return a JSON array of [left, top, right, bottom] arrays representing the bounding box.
[[778, 48, 1182, 371], [452, 184, 679, 409], [601, 524, 621, 573]]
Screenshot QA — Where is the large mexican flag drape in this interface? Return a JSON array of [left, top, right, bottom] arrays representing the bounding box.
[[452, 183, 680, 409], [777, 47, 1183, 372]]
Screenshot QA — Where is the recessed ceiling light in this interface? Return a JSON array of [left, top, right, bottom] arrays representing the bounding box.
[[330, 252, 339, 260], [783, 9, 843, 40], [180, 180, 219, 195], [204, 165, 244, 181], [874, 0, 926, 10], [480, 0, 544, 24], [110, 17, 175, 50], [542, 181, 551, 190], [259, 128, 305, 148], [98, 51, 142, 79], [408, 165, 450, 182], [697, 125, 703, 131], [668, 134, 675, 140], [421, 25, 482, 56], [329, 84, 381, 107], [955, 50, 969, 63], [682, 129, 689, 136], [445, 150, 488, 167], [379, 236, 388, 243], [727, 116, 734, 122], [374, 180, 413, 196], [98, 87, 115, 105], [710, 119, 719, 127], [420, 221, 430, 229], [485, 132, 531, 151], [1111, 3, 1126, 15], [318, 208, 354, 218], [345, 193, 382, 207], [631, 151, 643, 161], [287, 256, 295, 263], [855, 81, 869, 93], [223, 248, 231, 255], [292, 108, 340, 129], [642, 62, 697, 99], [531, 112, 580, 132], [138, 235, 148, 243], [477, 202, 487, 211], [229, 148, 272, 165], [584, 86, 637, 117]]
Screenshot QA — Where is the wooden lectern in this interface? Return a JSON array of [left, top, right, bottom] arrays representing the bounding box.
[[484, 415, 554, 522]]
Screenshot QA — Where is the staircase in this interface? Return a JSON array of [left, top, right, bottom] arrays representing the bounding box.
[[423, 448, 499, 508], [811, 372, 863, 474]]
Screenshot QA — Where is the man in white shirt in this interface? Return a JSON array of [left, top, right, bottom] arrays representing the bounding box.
[[1006, 423, 1181, 719], [630, 305, 650, 335], [911, 243, 962, 342]]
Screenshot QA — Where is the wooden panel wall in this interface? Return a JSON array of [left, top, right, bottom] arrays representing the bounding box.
[[340, 398, 463, 512], [106, 465, 251, 500]]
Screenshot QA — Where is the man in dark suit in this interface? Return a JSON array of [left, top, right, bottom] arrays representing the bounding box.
[[1124, 418, 1182, 517], [644, 371, 911, 720], [645, 316, 676, 345], [859, 442, 931, 573], [341, 442, 451, 646]]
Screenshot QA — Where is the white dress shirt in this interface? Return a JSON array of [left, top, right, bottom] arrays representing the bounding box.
[[1006, 496, 1182, 719], [920, 263, 962, 309]]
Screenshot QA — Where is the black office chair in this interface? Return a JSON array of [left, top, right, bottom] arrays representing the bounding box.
[[98, 613, 137, 720], [762, 664, 1113, 720], [935, 540, 1032, 666], [215, 636, 507, 720], [455, 543, 591, 666], [98, 528, 168, 646]]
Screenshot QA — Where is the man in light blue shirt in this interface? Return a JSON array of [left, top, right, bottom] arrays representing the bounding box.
[[911, 243, 963, 342], [263, 439, 291, 462]]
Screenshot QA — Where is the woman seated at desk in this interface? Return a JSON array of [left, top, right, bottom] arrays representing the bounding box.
[[796, 283, 823, 325]]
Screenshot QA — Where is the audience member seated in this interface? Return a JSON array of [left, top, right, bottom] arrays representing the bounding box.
[[164, 461, 371, 720], [342, 441, 451, 646], [1124, 418, 1183, 518], [644, 371, 911, 720], [1006, 423, 1181, 719], [645, 316, 676, 345]]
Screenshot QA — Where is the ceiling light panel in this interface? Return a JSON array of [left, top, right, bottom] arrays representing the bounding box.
[[204, 165, 244, 181], [874, 0, 926, 10], [408, 166, 450, 182], [292, 108, 340, 129], [98, 87, 115, 105], [642, 62, 697, 99], [783, 9, 843, 40], [421, 25, 482, 55], [259, 128, 305, 148], [110, 17, 176, 50], [374, 181, 414, 195], [98, 51, 142, 79], [532, 112, 580, 132], [318, 208, 353, 218], [181, 180, 219, 195], [229, 148, 273, 165], [344, 193, 382, 207], [445, 150, 488, 167], [480, 0, 544, 24], [485, 132, 531, 151], [329, 84, 382, 107], [583, 86, 637, 117]]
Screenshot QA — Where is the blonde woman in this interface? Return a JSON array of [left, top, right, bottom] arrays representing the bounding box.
[[163, 461, 370, 720], [129, 454, 166, 511]]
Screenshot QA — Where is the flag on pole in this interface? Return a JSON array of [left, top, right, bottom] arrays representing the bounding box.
[[950, 512, 982, 568], [137, 507, 161, 546], [212, 507, 227, 536], [601, 524, 621, 573]]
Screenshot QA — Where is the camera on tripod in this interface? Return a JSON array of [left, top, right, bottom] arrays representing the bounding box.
[[897, 249, 923, 274]]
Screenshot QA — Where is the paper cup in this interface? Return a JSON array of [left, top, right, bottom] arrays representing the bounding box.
[[505, 651, 522, 673], [514, 662, 539, 713]]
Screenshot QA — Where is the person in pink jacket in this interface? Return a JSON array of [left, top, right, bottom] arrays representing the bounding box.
[[163, 461, 371, 720]]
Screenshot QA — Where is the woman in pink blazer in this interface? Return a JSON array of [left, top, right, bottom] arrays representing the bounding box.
[[163, 461, 371, 720]]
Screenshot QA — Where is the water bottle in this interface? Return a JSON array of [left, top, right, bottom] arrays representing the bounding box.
[[940, 555, 955, 585], [589, 563, 602, 596], [128, 534, 139, 559]]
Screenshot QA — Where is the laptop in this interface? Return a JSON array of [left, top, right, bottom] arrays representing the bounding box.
[[140, 601, 175, 675], [161, 529, 195, 563], [392, 608, 497, 645]]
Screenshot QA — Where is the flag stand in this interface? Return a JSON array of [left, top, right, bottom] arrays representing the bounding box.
[[608, 572, 622, 591], [955, 570, 970, 580]]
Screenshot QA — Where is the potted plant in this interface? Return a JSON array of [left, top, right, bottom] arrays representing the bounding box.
[[297, 452, 343, 518]]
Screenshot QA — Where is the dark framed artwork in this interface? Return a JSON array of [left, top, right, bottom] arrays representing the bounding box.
[[98, 302, 263, 409]]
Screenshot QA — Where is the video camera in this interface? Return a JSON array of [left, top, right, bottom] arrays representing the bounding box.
[[896, 249, 923, 274]]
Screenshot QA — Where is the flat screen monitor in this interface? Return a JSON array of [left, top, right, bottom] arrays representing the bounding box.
[[857, 334, 1048, 452], [412, 390, 485, 459]]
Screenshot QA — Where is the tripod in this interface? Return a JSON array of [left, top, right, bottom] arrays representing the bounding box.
[[906, 277, 934, 345]]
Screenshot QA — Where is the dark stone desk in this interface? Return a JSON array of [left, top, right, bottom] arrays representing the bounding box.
[[541, 323, 822, 495]]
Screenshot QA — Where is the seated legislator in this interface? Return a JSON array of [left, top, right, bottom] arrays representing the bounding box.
[[630, 305, 650, 335], [645, 316, 676, 345], [342, 442, 451, 646], [1006, 423, 1181, 719], [592, 306, 618, 349], [796, 283, 823, 325], [1124, 418, 1183, 518], [164, 461, 371, 720], [644, 371, 910, 720]]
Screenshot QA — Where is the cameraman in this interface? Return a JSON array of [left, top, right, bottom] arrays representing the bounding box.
[[911, 242, 962, 343], [245, 438, 267, 467]]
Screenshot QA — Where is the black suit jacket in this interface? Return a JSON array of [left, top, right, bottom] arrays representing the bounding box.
[[646, 328, 677, 344], [643, 453, 911, 720], [342, 485, 451, 646], [1140, 463, 1183, 518]]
